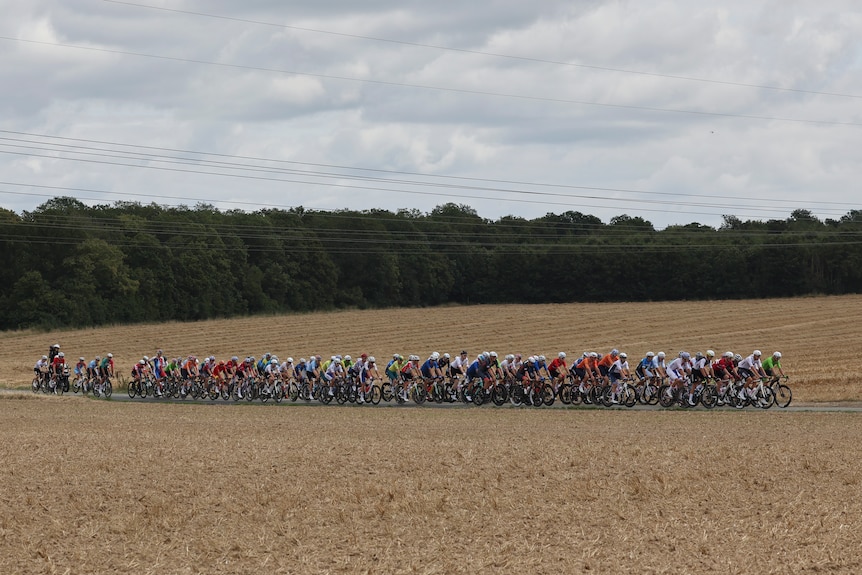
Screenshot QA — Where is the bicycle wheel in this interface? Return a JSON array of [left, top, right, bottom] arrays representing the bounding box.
[[700, 385, 718, 409], [473, 387, 486, 406], [557, 384, 572, 405], [127, 382, 136, 399], [773, 384, 792, 408], [369, 385, 382, 405], [381, 382, 393, 402], [491, 384, 507, 406], [510, 385, 524, 406], [104, 380, 113, 398], [658, 385, 675, 408], [622, 387, 637, 407], [412, 385, 427, 405], [756, 386, 774, 409], [542, 384, 555, 406]]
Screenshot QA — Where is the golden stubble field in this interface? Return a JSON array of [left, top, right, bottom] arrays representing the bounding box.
[[2, 295, 861, 402], [1, 397, 861, 574]]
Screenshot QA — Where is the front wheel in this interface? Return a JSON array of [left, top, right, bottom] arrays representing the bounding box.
[[104, 380, 113, 398], [773, 384, 792, 408]]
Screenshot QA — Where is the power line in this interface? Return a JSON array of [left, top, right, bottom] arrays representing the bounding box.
[[102, 0, 862, 101], [3, 35, 860, 127], [5, 129, 858, 209]]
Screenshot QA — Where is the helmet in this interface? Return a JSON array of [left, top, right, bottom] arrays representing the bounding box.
[[657, 352, 666, 359], [393, 353, 399, 359], [79, 357, 85, 361], [361, 353, 368, 359], [287, 357, 294, 363], [590, 352, 598, 359], [107, 353, 113, 358], [210, 356, 215, 362], [344, 355, 352, 361], [139, 359, 145, 365], [724, 351, 733, 358], [753, 350, 762, 357], [52, 344, 60, 349], [231, 356, 239, 362], [157, 349, 163, 355], [695, 352, 704, 360], [42, 355, 48, 360], [95, 356, 101, 360], [299, 358, 307, 363], [143, 356, 149, 362], [538, 355, 546, 362], [706, 350, 715, 358], [443, 353, 450, 360], [515, 353, 522, 360], [270, 358, 277, 365], [611, 349, 619, 356], [558, 352, 566, 359], [397, 355, 404, 361], [460, 350, 468, 355], [620, 352, 627, 359], [506, 354, 515, 361], [490, 351, 498, 358], [734, 354, 743, 362], [431, 352, 440, 360], [681, 352, 691, 360], [219, 361, 225, 366], [646, 352, 655, 357], [264, 353, 271, 358], [368, 356, 376, 363], [527, 356, 535, 363], [773, 351, 782, 359]]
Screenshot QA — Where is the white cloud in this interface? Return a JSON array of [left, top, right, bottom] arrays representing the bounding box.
[[0, 0, 861, 228]]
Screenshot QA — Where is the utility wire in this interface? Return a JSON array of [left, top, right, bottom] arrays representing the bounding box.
[[3, 35, 860, 127], [103, 0, 862, 101]]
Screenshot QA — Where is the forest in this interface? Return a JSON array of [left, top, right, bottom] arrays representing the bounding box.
[[1, 197, 860, 330]]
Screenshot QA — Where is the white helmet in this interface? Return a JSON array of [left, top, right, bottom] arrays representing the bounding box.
[[558, 352, 566, 359], [724, 351, 733, 358], [107, 353, 113, 358], [287, 357, 294, 363], [590, 352, 598, 359], [611, 349, 619, 356], [646, 351, 655, 357], [368, 356, 376, 363], [344, 355, 351, 361], [143, 356, 149, 362], [490, 351, 498, 358], [299, 358, 307, 363], [42, 355, 48, 360], [753, 350, 762, 357], [270, 358, 278, 364], [538, 355, 546, 361], [139, 359, 145, 365], [706, 350, 715, 358], [431, 352, 440, 360], [657, 352, 666, 359], [620, 352, 627, 359], [773, 351, 782, 359], [443, 353, 450, 360]]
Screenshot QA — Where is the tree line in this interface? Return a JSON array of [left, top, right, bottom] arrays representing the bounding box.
[[1, 197, 860, 330]]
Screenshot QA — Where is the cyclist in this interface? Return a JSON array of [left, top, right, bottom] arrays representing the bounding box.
[[635, 352, 655, 382], [358, 356, 381, 403], [385, 354, 404, 385], [420, 352, 443, 380], [666, 351, 692, 403], [74, 357, 86, 388], [547, 352, 568, 392], [87, 356, 100, 381], [762, 351, 785, 378], [99, 353, 115, 382], [34, 355, 50, 387], [608, 352, 630, 403], [152, 350, 167, 382], [399, 355, 422, 400], [449, 350, 469, 381], [437, 353, 451, 380], [738, 350, 766, 398], [597, 350, 620, 384], [651, 351, 668, 381], [51, 351, 66, 380], [48, 344, 60, 362]]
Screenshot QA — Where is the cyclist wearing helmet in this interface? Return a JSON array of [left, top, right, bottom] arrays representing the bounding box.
[[691, 352, 711, 383], [608, 352, 630, 403], [358, 356, 381, 403], [399, 355, 422, 400], [762, 352, 785, 378], [650, 351, 668, 381], [666, 352, 691, 400], [636, 352, 655, 382], [74, 356, 87, 380], [499, 354, 517, 380], [738, 350, 765, 396], [51, 351, 66, 379], [420, 352, 443, 380], [48, 344, 60, 363], [99, 353, 115, 380], [597, 349, 620, 384], [437, 353, 451, 379], [548, 352, 568, 391]]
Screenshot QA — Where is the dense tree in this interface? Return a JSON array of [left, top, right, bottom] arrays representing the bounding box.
[[0, 197, 860, 330]]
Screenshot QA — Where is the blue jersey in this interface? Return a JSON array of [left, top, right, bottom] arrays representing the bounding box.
[[466, 360, 485, 379], [420, 359, 438, 378]]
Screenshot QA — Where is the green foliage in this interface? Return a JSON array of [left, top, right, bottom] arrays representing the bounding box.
[[1, 198, 861, 330]]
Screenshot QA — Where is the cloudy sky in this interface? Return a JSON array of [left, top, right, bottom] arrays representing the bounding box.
[[2, 0, 861, 228]]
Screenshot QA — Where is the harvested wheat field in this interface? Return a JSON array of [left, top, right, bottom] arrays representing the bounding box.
[[2, 295, 862, 402], [1, 396, 861, 574]]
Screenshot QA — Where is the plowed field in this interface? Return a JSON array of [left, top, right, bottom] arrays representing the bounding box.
[[2, 295, 861, 402], [1, 397, 861, 574]]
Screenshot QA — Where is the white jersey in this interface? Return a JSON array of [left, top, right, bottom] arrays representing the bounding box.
[[450, 356, 469, 371], [738, 355, 761, 371], [651, 357, 666, 370], [692, 357, 707, 371]]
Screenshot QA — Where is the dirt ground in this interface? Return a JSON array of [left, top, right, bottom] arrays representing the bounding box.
[[2, 395, 860, 574], [2, 294, 861, 402]]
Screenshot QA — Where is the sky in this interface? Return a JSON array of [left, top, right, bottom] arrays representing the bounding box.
[[1, 0, 862, 229]]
